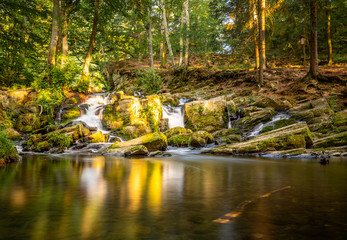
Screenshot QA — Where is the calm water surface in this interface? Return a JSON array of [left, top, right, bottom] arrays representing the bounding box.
[[0, 153, 346, 240]]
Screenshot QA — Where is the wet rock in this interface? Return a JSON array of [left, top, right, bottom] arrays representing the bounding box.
[[61, 105, 81, 124], [204, 122, 312, 155], [0, 132, 21, 166], [106, 145, 148, 157], [185, 97, 227, 132], [167, 134, 191, 147], [4, 128, 21, 141], [149, 150, 172, 157], [219, 135, 242, 144], [164, 127, 193, 139], [190, 131, 214, 148], [88, 131, 108, 143], [236, 108, 275, 130], [110, 132, 168, 151], [312, 132, 347, 148]]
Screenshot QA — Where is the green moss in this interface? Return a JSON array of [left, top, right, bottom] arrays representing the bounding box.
[[15, 113, 41, 133], [168, 134, 191, 147], [4, 128, 21, 141], [36, 141, 51, 152], [47, 132, 71, 148], [220, 135, 241, 144], [259, 119, 297, 134], [164, 127, 193, 139], [88, 131, 107, 143], [0, 131, 19, 166], [61, 105, 80, 124], [23, 134, 42, 151]]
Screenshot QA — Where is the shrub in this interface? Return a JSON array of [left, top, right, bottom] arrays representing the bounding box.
[[136, 68, 163, 94]]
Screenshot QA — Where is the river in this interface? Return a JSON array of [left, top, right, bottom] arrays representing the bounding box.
[[0, 153, 346, 240]]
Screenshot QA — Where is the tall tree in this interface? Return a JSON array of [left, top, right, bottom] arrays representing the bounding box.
[[184, 0, 190, 66], [326, 0, 333, 65], [160, 0, 175, 67], [252, 0, 259, 69], [145, 4, 154, 68], [258, 0, 265, 85], [308, 0, 318, 78], [47, 0, 60, 72], [81, 0, 100, 86]]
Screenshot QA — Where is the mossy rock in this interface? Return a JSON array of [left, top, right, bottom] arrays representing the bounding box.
[[252, 97, 292, 111], [88, 131, 108, 143], [312, 132, 347, 148], [0, 132, 20, 166], [36, 141, 51, 152], [106, 145, 148, 157], [220, 135, 242, 144], [61, 105, 80, 124], [190, 131, 214, 148], [204, 122, 312, 155], [168, 134, 191, 147], [15, 113, 41, 133], [110, 132, 168, 151], [236, 108, 275, 130], [4, 128, 21, 141], [184, 98, 227, 132], [334, 109, 347, 126], [259, 118, 297, 134], [23, 134, 43, 151], [212, 128, 238, 138], [164, 127, 193, 139], [115, 125, 151, 140]]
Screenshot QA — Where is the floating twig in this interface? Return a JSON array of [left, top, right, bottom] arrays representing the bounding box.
[[213, 186, 291, 223]]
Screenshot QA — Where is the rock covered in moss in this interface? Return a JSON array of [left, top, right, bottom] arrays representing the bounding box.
[[252, 97, 292, 110], [204, 122, 312, 155], [4, 128, 21, 141], [312, 132, 347, 148], [167, 134, 191, 147], [106, 145, 148, 157], [149, 150, 172, 157], [164, 127, 193, 139], [110, 132, 167, 151], [190, 131, 214, 147], [219, 134, 242, 144], [259, 118, 297, 134], [15, 113, 41, 133], [61, 105, 81, 124], [236, 108, 275, 130], [0, 132, 20, 166], [88, 131, 108, 143], [185, 97, 227, 132]]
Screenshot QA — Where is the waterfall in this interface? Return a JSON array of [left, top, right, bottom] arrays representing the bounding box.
[[248, 113, 292, 137], [227, 104, 239, 129], [162, 98, 191, 129], [71, 93, 112, 133]]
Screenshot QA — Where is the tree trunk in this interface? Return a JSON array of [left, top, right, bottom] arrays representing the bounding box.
[[326, 1, 333, 65], [184, 0, 189, 66], [160, 0, 175, 67], [145, 6, 154, 68], [81, 0, 100, 85], [179, 6, 184, 66], [253, 1, 259, 69], [258, 0, 265, 85], [308, 0, 319, 78], [47, 0, 60, 72], [159, 17, 167, 68], [259, 0, 266, 70]]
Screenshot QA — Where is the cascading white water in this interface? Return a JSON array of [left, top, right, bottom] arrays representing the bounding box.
[[72, 93, 111, 133], [162, 98, 191, 129], [248, 113, 292, 137]]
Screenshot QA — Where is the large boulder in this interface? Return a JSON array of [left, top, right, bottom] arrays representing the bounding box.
[[167, 134, 191, 147], [204, 122, 313, 154], [190, 131, 214, 147], [236, 107, 275, 131], [110, 132, 168, 151], [185, 97, 227, 132], [106, 145, 149, 157], [164, 127, 193, 139], [312, 132, 347, 148]]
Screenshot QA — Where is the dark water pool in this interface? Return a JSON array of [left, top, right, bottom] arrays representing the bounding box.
[[0, 154, 346, 240]]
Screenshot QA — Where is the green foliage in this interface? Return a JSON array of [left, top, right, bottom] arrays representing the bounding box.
[[47, 132, 71, 149], [136, 68, 163, 94], [0, 131, 18, 163], [35, 89, 66, 116]]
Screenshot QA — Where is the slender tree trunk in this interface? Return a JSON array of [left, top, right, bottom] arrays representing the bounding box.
[[184, 0, 189, 66], [47, 0, 60, 72], [61, 3, 69, 68], [308, 0, 319, 78], [326, 1, 333, 65], [259, 0, 266, 70], [145, 6, 154, 68], [253, 1, 259, 69], [160, 0, 175, 67], [179, 6, 184, 66], [159, 18, 167, 68], [258, 0, 265, 86], [81, 0, 100, 85]]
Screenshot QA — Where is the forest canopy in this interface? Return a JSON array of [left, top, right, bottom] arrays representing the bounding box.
[[0, 0, 346, 91]]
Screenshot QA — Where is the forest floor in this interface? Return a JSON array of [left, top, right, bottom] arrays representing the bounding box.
[[158, 66, 347, 107]]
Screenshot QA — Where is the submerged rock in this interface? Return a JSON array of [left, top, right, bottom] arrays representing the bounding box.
[[110, 132, 168, 151], [204, 122, 312, 155]]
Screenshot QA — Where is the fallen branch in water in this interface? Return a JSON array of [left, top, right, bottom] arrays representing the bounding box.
[[213, 186, 291, 224]]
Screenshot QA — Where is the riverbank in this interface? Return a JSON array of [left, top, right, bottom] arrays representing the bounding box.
[[0, 67, 346, 163]]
